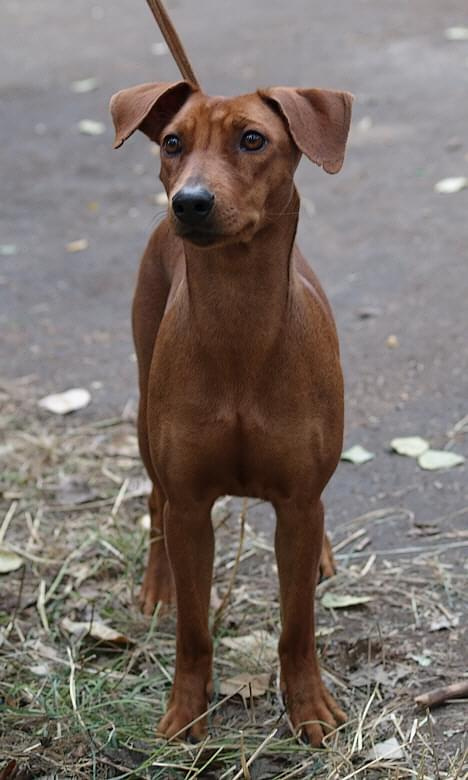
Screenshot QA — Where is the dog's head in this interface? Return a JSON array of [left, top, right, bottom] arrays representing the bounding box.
[[110, 82, 353, 247]]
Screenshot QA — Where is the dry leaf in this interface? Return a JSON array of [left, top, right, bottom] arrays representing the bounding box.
[[365, 736, 404, 760], [391, 436, 429, 458], [418, 449, 465, 470], [66, 238, 88, 253], [30, 664, 50, 676], [70, 76, 99, 95], [429, 615, 459, 632], [221, 630, 277, 664], [78, 119, 106, 136], [219, 672, 271, 701], [62, 617, 135, 647], [408, 653, 432, 667], [38, 388, 91, 415], [0, 244, 17, 256], [53, 475, 97, 505], [0, 548, 24, 574], [445, 26, 468, 40], [321, 592, 373, 609], [434, 177, 468, 194], [71, 77, 99, 93], [341, 445, 375, 464]]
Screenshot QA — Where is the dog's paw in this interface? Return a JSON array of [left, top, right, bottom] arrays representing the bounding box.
[[284, 682, 347, 747], [139, 570, 175, 616], [156, 692, 209, 741]]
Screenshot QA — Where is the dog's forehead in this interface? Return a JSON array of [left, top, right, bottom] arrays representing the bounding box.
[[176, 91, 282, 130]]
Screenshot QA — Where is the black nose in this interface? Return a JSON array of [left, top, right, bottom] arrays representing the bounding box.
[[172, 186, 215, 226]]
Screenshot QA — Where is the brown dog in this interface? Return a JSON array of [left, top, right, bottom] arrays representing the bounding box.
[[110, 80, 352, 746]]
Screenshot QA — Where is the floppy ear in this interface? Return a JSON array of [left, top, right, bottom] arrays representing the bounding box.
[[109, 80, 195, 149], [258, 87, 353, 174]]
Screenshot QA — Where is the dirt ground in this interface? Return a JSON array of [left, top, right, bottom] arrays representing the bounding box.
[[1, 0, 467, 777]]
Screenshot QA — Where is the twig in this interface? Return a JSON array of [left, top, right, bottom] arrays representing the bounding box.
[[0, 500, 18, 544], [213, 497, 248, 633], [415, 680, 468, 709]]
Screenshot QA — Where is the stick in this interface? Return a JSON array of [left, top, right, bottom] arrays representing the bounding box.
[[213, 497, 248, 633], [145, 0, 200, 87], [415, 680, 468, 709]]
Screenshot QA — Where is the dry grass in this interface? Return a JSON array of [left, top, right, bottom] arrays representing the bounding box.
[[0, 378, 467, 779]]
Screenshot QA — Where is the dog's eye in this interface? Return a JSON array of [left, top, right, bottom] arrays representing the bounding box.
[[240, 130, 267, 152], [162, 134, 182, 156]]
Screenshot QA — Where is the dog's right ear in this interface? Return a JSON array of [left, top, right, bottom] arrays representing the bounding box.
[[110, 81, 195, 149]]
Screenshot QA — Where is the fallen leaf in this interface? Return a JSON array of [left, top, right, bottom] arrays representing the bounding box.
[[71, 77, 100, 93], [350, 663, 410, 688], [53, 475, 97, 505], [434, 177, 468, 194], [386, 334, 399, 348], [365, 736, 404, 761], [429, 615, 459, 632], [219, 672, 271, 701], [341, 445, 375, 464], [321, 592, 372, 609], [0, 244, 17, 256], [38, 388, 91, 415], [408, 653, 432, 667], [418, 449, 465, 470], [78, 119, 106, 136], [391, 436, 429, 458], [445, 26, 468, 40], [66, 238, 88, 253], [0, 548, 24, 574], [62, 617, 135, 647], [30, 663, 50, 676], [221, 630, 277, 665]]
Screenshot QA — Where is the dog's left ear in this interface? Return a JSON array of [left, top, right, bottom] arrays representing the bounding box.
[[259, 87, 353, 174]]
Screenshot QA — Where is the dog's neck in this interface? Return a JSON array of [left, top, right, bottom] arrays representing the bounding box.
[[182, 188, 300, 364]]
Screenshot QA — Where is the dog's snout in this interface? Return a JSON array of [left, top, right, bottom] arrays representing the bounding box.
[[172, 187, 215, 226]]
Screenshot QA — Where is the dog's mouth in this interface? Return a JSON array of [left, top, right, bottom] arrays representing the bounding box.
[[172, 219, 227, 247], [176, 226, 222, 246], [174, 217, 260, 248]]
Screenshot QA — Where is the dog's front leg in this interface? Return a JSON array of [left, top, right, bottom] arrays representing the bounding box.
[[274, 499, 346, 746], [157, 500, 214, 741]]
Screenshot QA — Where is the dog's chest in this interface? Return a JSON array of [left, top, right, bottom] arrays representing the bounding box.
[[148, 331, 341, 499]]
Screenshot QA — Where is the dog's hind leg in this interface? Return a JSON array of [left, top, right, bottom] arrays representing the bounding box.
[[132, 226, 176, 614]]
